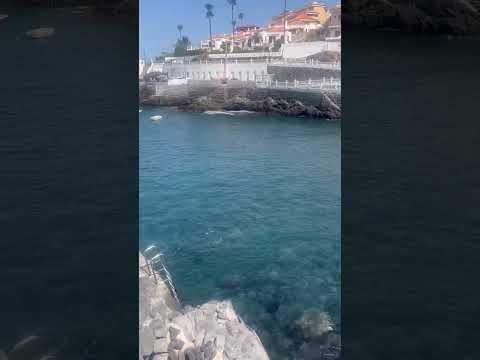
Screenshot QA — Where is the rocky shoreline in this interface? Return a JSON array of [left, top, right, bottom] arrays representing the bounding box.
[[139, 253, 270, 360], [140, 83, 341, 119]]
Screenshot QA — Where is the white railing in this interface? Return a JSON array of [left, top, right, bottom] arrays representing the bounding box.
[[256, 77, 341, 92], [178, 58, 276, 65], [270, 59, 341, 70], [208, 51, 282, 59], [167, 58, 340, 69]]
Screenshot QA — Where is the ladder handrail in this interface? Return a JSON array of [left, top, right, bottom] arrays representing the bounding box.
[[142, 246, 181, 305]]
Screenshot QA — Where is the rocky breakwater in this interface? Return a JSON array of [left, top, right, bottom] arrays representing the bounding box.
[[141, 82, 341, 119], [139, 253, 270, 360]]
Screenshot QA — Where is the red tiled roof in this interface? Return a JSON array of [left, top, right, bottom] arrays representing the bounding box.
[[210, 33, 230, 40], [203, 3, 339, 43], [262, 26, 285, 33]]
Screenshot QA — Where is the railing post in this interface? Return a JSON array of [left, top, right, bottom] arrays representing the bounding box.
[[275, 80, 278, 88]]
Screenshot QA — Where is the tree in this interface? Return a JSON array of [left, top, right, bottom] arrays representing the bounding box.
[[252, 31, 262, 46], [273, 38, 283, 51], [174, 36, 191, 56], [220, 41, 231, 52], [205, 4, 214, 50], [227, 0, 238, 52], [231, 20, 237, 48], [177, 24, 183, 40], [238, 12, 244, 26]]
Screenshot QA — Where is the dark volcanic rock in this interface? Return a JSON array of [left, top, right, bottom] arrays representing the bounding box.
[[141, 83, 341, 119]]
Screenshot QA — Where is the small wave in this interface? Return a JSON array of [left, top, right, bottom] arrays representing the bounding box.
[[204, 110, 255, 116]]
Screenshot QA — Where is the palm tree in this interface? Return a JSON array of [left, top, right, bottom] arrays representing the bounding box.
[[231, 20, 237, 51], [283, 0, 287, 47], [174, 36, 191, 56], [177, 24, 183, 40], [205, 4, 214, 50], [238, 12, 244, 26], [227, 0, 238, 52]]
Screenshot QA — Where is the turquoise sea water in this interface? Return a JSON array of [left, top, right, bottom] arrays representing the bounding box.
[[140, 108, 340, 359]]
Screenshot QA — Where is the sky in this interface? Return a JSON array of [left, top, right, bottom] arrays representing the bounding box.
[[139, 0, 339, 58]]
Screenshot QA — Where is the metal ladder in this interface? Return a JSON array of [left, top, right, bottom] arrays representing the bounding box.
[[142, 245, 181, 305]]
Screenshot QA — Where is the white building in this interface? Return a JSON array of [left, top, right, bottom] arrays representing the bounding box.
[[198, 2, 340, 52], [164, 60, 269, 81], [325, 4, 341, 41], [139, 59, 145, 79]]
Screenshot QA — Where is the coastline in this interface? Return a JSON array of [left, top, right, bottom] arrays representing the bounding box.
[[140, 82, 341, 119], [139, 253, 270, 360]]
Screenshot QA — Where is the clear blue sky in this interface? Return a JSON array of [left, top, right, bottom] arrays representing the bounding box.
[[140, 0, 339, 58]]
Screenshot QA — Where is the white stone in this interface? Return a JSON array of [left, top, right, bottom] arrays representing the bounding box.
[[154, 338, 168, 354]]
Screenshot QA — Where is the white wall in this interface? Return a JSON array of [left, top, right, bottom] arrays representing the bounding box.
[[283, 41, 341, 59], [147, 63, 164, 73], [164, 62, 268, 81], [168, 78, 188, 85], [139, 60, 145, 79]]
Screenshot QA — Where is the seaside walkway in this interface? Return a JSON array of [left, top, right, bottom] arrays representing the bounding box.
[[179, 58, 340, 70]]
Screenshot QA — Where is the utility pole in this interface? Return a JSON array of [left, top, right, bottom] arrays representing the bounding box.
[[224, 38, 228, 80]]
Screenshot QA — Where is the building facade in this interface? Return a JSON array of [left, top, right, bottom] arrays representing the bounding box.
[[325, 4, 341, 40], [200, 2, 340, 52]]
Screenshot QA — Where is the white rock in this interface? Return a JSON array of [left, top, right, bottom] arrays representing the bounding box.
[[152, 354, 168, 360], [154, 338, 168, 354], [214, 334, 226, 351]]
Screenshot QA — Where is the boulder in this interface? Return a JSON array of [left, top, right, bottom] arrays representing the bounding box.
[[139, 254, 270, 360], [294, 309, 333, 340], [26, 28, 55, 39]]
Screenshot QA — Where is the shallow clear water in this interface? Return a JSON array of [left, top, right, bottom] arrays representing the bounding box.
[[140, 108, 340, 359]]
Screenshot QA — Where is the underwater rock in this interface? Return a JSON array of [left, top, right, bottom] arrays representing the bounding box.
[[294, 309, 333, 340], [26, 28, 55, 39]]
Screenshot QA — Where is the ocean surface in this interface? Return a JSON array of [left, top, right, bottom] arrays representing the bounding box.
[[1, 8, 138, 358], [140, 108, 341, 359]]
